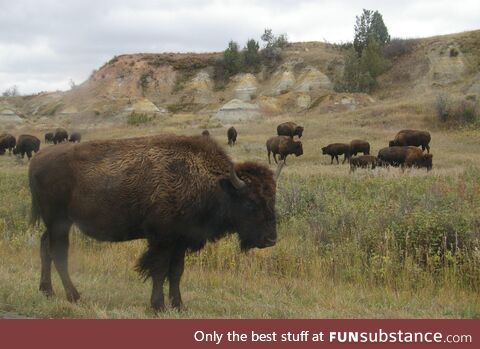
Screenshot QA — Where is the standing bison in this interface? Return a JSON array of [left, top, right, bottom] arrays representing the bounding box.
[[277, 122, 304, 138], [322, 143, 351, 164], [44, 132, 54, 144], [69, 132, 82, 143], [389, 129, 431, 153], [13, 135, 40, 160], [350, 140, 370, 156], [0, 133, 16, 155], [350, 155, 378, 172], [266, 136, 303, 165], [53, 128, 68, 144], [227, 126, 237, 146], [29, 135, 284, 311], [378, 146, 433, 171]]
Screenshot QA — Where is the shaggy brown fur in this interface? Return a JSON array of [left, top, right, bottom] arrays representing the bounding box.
[[266, 136, 303, 165], [389, 129, 431, 153], [29, 135, 279, 311], [350, 155, 377, 172], [322, 143, 351, 164], [69, 132, 81, 143], [53, 128, 68, 144], [350, 140, 370, 156], [227, 126, 237, 146], [13, 135, 40, 160], [277, 122, 304, 138], [0, 133, 16, 155], [378, 146, 433, 170]]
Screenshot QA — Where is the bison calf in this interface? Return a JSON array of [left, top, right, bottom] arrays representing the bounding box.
[[266, 136, 303, 165], [53, 128, 68, 144], [0, 133, 16, 155], [389, 129, 431, 153], [13, 135, 40, 160], [350, 155, 377, 172], [69, 132, 82, 143], [44, 132, 54, 144], [277, 121, 304, 138], [350, 140, 370, 156], [322, 143, 350, 164], [378, 146, 433, 171], [227, 126, 237, 146]]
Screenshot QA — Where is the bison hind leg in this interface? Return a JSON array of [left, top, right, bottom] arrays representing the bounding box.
[[39, 231, 54, 297]]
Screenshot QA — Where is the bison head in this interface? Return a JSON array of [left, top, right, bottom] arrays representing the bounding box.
[[12, 147, 19, 156], [295, 126, 304, 138], [422, 153, 433, 171], [293, 141, 303, 157], [321, 146, 327, 154], [389, 140, 395, 147], [221, 162, 281, 251]]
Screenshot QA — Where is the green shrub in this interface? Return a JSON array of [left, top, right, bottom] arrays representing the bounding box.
[[127, 112, 151, 126]]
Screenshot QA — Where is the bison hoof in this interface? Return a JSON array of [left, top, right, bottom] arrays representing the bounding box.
[[66, 289, 81, 303], [171, 300, 185, 311], [39, 283, 54, 297]]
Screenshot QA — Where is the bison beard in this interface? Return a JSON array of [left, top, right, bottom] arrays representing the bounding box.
[[29, 135, 282, 312]]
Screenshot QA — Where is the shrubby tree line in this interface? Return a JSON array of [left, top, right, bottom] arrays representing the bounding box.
[[2, 85, 20, 97]]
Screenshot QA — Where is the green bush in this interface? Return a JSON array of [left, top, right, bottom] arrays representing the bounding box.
[[127, 112, 151, 126]]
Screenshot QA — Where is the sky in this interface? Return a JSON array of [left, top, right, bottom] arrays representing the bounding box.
[[0, 0, 479, 95]]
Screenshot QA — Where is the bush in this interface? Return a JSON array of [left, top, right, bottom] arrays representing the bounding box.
[[383, 38, 417, 59], [435, 94, 450, 123], [435, 94, 479, 125], [127, 112, 151, 126]]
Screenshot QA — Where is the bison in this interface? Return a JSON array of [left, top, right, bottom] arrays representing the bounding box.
[[53, 128, 68, 144], [350, 155, 377, 172], [44, 132, 54, 144], [13, 135, 40, 160], [389, 129, 431, 153], [0, 133, 16, 155], [378, 146, 433, 171], [29, 135, 285, 311], [277, 122, 304, 138], [266, 136, 303, 165], [227, 126, 237, 146], [350, 140, 370, 156], [322, 143, 351, 164], [201, 130, 210, 136], [69, 132, 82, 143]]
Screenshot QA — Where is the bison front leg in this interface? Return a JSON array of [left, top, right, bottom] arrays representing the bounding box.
[[168, 246, 186, 310]]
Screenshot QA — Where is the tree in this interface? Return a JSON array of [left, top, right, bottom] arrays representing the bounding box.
[[2, 85, 20, 97], [260, 28, 288, 69], [223, 41, 244, 76], [243, 39, 261, 73], [353, 9, 390, 56]]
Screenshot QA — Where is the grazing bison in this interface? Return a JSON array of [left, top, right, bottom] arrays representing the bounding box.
[[0, 133, 16, 155], [53, 128, 68, 144], [350, 155, 377, 172], [13, 135, 40, 160], [378, 146, 433, 171], [44, 132, 54, 144], [69, 132, 82, 143], [277, 122, 304, 138], [350, 140, 370, 156], [266, 136, 303, 165], [201, 130, 210, 136], [29, 135, 284, 311], [389, 129, 431, 153], [227, 126, 237, 146], [322, 143, 351, 164]]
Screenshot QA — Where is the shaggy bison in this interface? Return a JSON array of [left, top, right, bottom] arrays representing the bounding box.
[[350, 155, 377, 172], [266, 136, 303, 165], [277, 122, 304, 138], [29, 135, 284, 311], [350, 140, 370, 156], [13, 135, 40, 160], [227, 126, 237, 146], [53, 128, 68, 144], [69, 132, 82, 143], [389, 129, 431, 153], [322, 143, 351, 164], [378, 146, 433, 171], [44, 132, 54, 144], [201, 130, 210, 136], [0, 133, 16, 155]]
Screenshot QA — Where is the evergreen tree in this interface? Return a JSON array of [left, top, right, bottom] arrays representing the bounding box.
[[243, 39, 260, 73], [353, 9, 390, 56], [223, 41, 244, 76]]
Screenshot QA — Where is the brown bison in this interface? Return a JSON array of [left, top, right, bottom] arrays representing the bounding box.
[[44, 132, 54, 144], [266, 136, 303, 165], [29, 135, 285, 311], [378, 146, 433, 171], [201, 130, 210, 136], [0, 133, 16, 155], [389, 129, 431, 153], [227, 126, 237, 146], [277, 122, 304, 138], [69, 132, 82, 143], [350, 140, 370, 156], [53, 128, 68, 144], [322, 143, 351, 164], [13, 135, 40, 160], [350, 155, 377, 172]]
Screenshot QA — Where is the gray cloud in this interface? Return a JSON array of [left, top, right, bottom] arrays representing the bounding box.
[[0, 0, 478, 94]]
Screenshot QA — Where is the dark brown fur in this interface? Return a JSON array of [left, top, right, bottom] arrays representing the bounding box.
[[227, 126, 237, 146], [378, 146, 433, 171], [266, 136, 303, 165], [350, 155, 377, 172], [322, 143, 351, 164], [389, 129, 431, 153], [44, 132, 54, 144], [201, 130, 210, 136], [69, 132, 81, 143], [53, 128, 68, 144], [277, 122, 304, 138], [13, 135, 40, 160], [29, 135, 278, 311], [0, 133, 16, 155], [350, 140, 370, 156]]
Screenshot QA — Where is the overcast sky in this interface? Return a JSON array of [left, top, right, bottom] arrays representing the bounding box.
[[1, 0, 479, 95]]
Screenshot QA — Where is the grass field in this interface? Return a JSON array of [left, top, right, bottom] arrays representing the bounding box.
[[1, 99, 480, 318]]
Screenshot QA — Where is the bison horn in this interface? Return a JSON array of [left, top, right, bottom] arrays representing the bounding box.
[[230, 165, 246, 189], [275, 160, 285, 181]]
